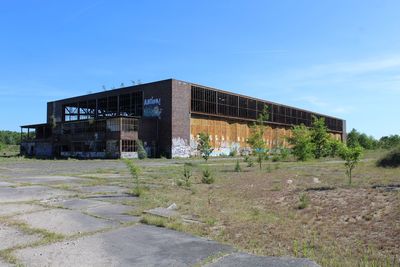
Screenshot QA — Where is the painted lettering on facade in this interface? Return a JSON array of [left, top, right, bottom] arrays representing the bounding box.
[[143, 97, 162, 118]]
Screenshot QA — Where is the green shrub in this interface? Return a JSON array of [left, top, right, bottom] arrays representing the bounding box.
[[246, 157, 254, 167], [234, 159, 241, 172], [297, 193, 310, 209], [124, 159, 143, 196], [377, 146, 400, 168], [229, 149, 237, 157], [201, 168, 215, 184], [137, 140, 147, 159], [271, 155, 280, 162], [327, 138, 343, 157], [182, 163, 192, 186], [280, 147, 290, 160], [289, 125, 315, 161]]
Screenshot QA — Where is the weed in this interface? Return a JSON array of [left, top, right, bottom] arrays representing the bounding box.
[[140, 215, 184, 231], [140, 215, 166, 227], [205, 217, 217, 226]]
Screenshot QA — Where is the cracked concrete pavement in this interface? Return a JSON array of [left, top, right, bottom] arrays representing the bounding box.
[[0, 160, 319, 266]]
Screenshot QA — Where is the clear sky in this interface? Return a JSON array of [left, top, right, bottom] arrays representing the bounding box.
[[1, 0, 399, 138]]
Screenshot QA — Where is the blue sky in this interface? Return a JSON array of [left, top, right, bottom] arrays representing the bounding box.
[[1, 0, 399, 138]]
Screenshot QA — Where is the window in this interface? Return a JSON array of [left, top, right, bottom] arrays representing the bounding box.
[[122, 118, 138, 132], [122, 140, 137, 152]]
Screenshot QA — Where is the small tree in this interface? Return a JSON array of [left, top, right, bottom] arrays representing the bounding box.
[[201, 168, 215, 184], [181, 163, 192, 187], [248, 105, 269, 169], [289, 124, 314, 161], [124, 159, 143, 196], [137, 140, 147, 159], [197, 132, 213, 162], [339, 145, 363, 185], [310, 116, 330, 158], [234, 159, 241, 172]]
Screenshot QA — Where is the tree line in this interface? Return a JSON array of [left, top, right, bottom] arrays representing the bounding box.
[[0, 131, 23, 145], [347, 129, 400, 150]]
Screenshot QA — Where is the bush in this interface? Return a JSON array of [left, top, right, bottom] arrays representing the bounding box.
[[279, 147, 290, 160], [137, 140, 147, 159], [271, 155, 280, 162], [377, 146, 400, 167], [289, 125, 315, 161], [327, 138, 343, 157], [201, 168, 215, 184]]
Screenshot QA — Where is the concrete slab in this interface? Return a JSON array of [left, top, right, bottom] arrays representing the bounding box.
[[0, 186, 73, 203], [144, 207, 180, 219], [11, 176, 85, 185], [80, 173, 126, 179], [85, 194, 137, 203], [0, 203, 45, 217], [206, 252, 320, 267], [77, 185, 128, 194], [0, 181, 14, 187], [0, 259, 12, 267], [85, 203, 139, 223], [15, 224, 234, 267], [13, 209, 118, 235], [0, 224, 41, 250], [46, 198, 106, 210]]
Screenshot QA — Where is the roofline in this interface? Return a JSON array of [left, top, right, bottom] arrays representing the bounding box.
[[174, 78, 344, 121], [49, 78, 174, 103], [21, 123, 48, 128], [47, 77, 343, 121]]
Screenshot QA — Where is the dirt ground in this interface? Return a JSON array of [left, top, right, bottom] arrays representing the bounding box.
[[129, 151, 400, 267]]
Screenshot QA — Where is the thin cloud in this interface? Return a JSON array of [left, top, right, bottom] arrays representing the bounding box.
[[289, 55, 400, 83], [298, 96, 328, 107]]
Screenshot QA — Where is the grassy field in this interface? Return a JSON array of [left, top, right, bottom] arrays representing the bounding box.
[[126, 150, 399, 267]]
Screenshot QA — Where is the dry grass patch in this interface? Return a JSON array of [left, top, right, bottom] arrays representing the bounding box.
[[119, 153, 399, 266]]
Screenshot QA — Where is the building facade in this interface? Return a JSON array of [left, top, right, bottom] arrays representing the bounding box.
[[21, 79, 346, 158]]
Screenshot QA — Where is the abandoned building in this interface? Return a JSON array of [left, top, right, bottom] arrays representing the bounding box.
[[20, 79, 346, 158]]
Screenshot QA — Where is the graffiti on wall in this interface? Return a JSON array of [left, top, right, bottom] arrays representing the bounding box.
[[171, 137, 192, 158], [143, 97, 162, 119]]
